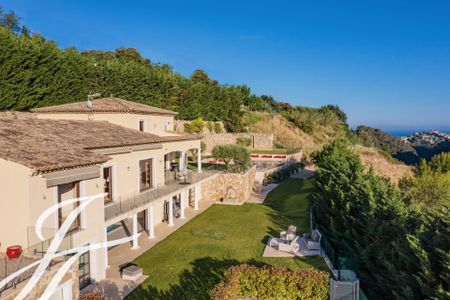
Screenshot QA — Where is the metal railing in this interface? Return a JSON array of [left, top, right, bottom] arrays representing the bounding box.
[[310, 205, 369, 299], [104, 171, 217, 221], [0, 229, 71, 296], [27, 227, 73, 258]]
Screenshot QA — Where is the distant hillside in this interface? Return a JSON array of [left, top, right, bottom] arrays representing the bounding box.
[[355, 126, 450, 164], [355, 125, 420, 164], [353, 145, 413, 183]]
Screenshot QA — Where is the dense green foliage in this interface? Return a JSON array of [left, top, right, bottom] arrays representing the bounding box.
[[212, 144, 251, 172], [235, 137, 252, 147], [183, 117, 205, 134], [0, 8, 352, 136], [211, 264, 329, 300], [430, 152, 450, 173], [0, 22, 248, 130], [129, 179, 326, 299], [265, 163, 303, 183], [313, 141, 449, 299], [400, 152, 450, 208]]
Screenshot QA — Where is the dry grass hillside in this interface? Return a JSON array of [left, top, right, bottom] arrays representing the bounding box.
[[354, 145, 413, 183], [243, 111, 412, 183], [243, 111, 346, 155]]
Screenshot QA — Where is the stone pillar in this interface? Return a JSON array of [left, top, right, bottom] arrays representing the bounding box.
[[179, 151, 185, 171], [168, 197, 174, 226], [104, 227, 109, 268], [194, 184, 201, 210], [180, 191, 186, 219], [147, 205, 155, 239], [165, 159, 171, 171], [131, 214, 139, 249], [197, 147, 202, 172]]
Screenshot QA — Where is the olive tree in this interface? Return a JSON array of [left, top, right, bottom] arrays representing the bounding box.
[[212, 144, 251, 172]]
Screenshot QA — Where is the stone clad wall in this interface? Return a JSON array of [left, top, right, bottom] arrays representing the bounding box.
[[201, 166, 256, 204], [202, 133, 273, 153], [3, 258, 79, 300]]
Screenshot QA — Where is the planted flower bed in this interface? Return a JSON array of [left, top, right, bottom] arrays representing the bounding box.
[[211, 264, 329, 300]]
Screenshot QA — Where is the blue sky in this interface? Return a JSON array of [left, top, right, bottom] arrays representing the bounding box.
[[3, 0, 450, 131]]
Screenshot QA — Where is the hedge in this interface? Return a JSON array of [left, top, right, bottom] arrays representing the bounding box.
[[211, 264, 329, 300]]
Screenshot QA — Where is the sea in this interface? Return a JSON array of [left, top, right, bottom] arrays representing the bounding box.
[[386, 128, 450, 138]]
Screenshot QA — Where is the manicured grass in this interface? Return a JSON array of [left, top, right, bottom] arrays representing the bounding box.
[[127, 179, 326, 300]]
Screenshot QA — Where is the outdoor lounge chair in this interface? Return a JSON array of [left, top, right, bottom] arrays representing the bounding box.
[[280, 225, 297, 241], [303, 229, 322, 250], [269, 235, 300, 253]]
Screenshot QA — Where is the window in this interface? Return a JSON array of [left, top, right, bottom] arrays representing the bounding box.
[[139, 159, 153, 192], [164, 121, 172, 132], [57, 182, 80, 233], [103, 167, 113, 203], [139, 120, 145, 132], [78, 251, 90, 289]]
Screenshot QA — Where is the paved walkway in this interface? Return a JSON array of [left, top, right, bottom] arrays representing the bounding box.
[[82, 198, 217, 299], [247, 183, 279, 203]]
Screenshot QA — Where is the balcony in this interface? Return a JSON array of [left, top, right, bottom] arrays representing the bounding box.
[[104, 171, 218, 223]]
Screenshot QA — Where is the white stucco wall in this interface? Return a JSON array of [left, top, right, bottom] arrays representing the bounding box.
[[0, 160, 108, 281], [0, 158, 31, 248], [36, 113, 175, 135]]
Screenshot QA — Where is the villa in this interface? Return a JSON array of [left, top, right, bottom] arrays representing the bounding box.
[[0, 97, 221, 299]]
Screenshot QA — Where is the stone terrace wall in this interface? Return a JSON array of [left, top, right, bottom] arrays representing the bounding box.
[[175, 120, 225, 134], [201, 166, 256, 204], [202, 133, 273, 153]]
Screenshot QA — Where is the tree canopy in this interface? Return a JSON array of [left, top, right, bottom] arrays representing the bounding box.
[[212, 144, 251, 172], [313, 141, 449, 299], [0, 17, 249, 131]]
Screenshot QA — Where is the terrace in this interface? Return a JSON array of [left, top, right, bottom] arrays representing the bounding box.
[[104, 171, 218, 224]]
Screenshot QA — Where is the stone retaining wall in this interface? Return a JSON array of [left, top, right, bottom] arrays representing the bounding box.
[[201, 166, 256, 204], [202, 133, 273, 153], [175, 120, 225, 134]]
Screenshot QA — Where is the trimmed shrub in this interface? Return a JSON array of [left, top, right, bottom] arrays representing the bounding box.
[[211, 264, 329, 300], [190, 117, 205, 133], [184, 122, 193, 133], [266, 163, 302, 183], [236, 137, 252, 147], [206, 121, 214, 133], [214, 122, 223, 133]]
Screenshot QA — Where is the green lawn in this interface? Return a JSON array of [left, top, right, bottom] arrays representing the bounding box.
[[127, 179, 326, 300]]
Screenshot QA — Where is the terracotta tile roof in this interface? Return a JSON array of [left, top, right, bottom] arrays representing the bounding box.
[[0, 117, 200, 174], [31, 97, 178, 116]]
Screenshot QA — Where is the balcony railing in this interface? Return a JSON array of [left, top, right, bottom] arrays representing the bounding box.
[[104, 171, 217, 221], [0, 228, 72, 296]]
